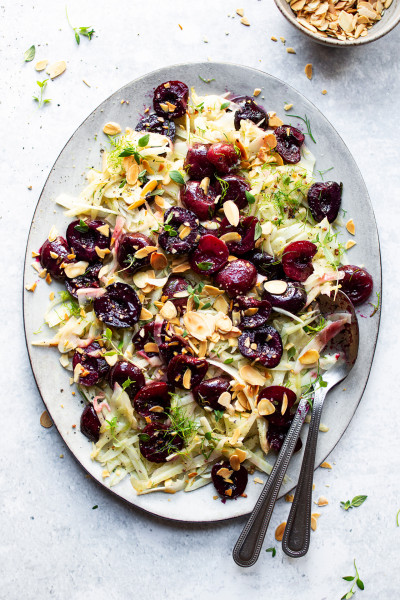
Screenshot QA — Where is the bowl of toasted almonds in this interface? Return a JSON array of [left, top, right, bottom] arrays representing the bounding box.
[[274, 0, 400, 46]]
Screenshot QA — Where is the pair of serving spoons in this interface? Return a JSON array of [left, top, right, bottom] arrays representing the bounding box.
[[233, 290, 359, 567]]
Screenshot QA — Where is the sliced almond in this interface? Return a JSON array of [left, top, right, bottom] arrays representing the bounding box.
[[320, 461, 332, 469], [134, 245, 157, 259], [49, 251, 58, 259], [203, 284, 224, 296], [159, 300, 177, 320], [264, 133, 277, 149], [64, 261, 89, 279], [235, 448, 247, 463], [253, 88, 262, 97], [105, 354, 118, 367], [217, 391, 232, 408], [216, 467, 232, 479], [275, 522, 286, 541], [236, 8, 244, 16], [149, 405, 164, 413], [264, 280, 287, 295], [281, 392, 288, 416], [268, 115, 284, 127], [225, 488, 233, 497], [230, 454, 241, 471], [261, 221, 273, 236], [299, 349, 320, 365], [103, 122, 121, 136], [199, 177, 210, 194], [183, 311, 213, 341], [223, 200, 240, 227], [166, 101, 177, 112], [171, 261, 191, 273], [150, 251, 168, 270], [95, 246, 111, 259], [239, 365, 266, 386], [220, 232, 242, 243], [305, 63, 313, 80], [317, 496, 329, 506], [345, 240, 356, 250], [159, 102, 169, 113], [140, 179, 158, 198], [346, 219, 355, 235], [46, 60, 66, 79], [257, 397, 276, 416], [213, 295, 229, 314], [123, 156, 139, 186], [35, 59, 49, 72], [48, 226, 58, 242], [144, 342, 159, 353], [215, 314, 233, 333], [241, 17, 250, 25], [182, 368, 192, 390], [40, 410, 53, 428], [310, 515, 318, 531], [140, 307, 153, 320], [285, 493, 294, 503], [96, 224, 110, 237], [179, 226, 191, 240]]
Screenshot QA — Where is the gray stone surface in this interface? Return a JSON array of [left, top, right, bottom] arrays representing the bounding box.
[[1, 1, 399, 598]]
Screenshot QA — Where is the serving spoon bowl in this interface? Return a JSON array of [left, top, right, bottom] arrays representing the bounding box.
[[232, 291, 359, 567]]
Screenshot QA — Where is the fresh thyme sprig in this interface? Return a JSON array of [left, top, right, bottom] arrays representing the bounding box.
[[198, 75, 215, 84], [265, 547, 276, 557], [66, 8, 95, 45], [102, 327, 124, 356], [288, 113, 316, 143], [33, 79, 51, 108], [340, 495, 367, 511], [369, 292, 380, 317], [341, 560, 365, 599], [187, 282, 205, 309]]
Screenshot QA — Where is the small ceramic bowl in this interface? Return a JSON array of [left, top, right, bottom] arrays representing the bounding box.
[[274, 0, 400, 47]]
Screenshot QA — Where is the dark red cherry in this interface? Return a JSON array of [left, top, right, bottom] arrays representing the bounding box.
[[215, 259, 257, 297], [65, 262, 102, 299], [132, 321, 167, 357], [339, 265, 373, 306], [159, 334, 193, 364], [246, 250, 285, 280], [258, 386, 297, 427], [206, 142, 240, 174], [211, 461, 248, 499], [275, 125, 305, 164], [135, 113, 176, 141], [232, 96, 268, 131], [282, 241, 317, 282], [133, 382, 173, 421], [189, 234, 229, 275], [39, 236, 71, 279], [307, 181, 342, 223], [153, 80, 189, 119], [180, 180, 217, 221], [80, 404, 101, 442], [158, 207, 200, 255], [183, 143, 213, 179], [72, 341, 109, 387], [66, 219, 111, 262], [108, 361, 145, 401], [162, 276, 189, 312], [238, 326, 283, 368], [193, 377, 231, 411], [218, 216, 259, 255], [167, 354, 208, 389], [267, 423, 302, 454], [262, 280, 307, 314], [139, 422, 184, 463], [94, 282, 141, 328], [117, 232, 154, 274], [214, 174, 250, 209], [234, 296, 271, 329]]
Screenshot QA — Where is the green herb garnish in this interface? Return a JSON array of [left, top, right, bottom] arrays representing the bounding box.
[[214, 410, 224, 422], [74, 219, 89, 233], [66, 8, 95, 44], [266, 547, 276, 557], [340, 495, 367, 511], [369, 292, 380, 317], [220, 102, 230, 110], [199, 75, 215, 84], [122, 377, 134, 391], [245, 191, 256, 205], [224, 358, 234, 364], [254, 222, 262, 241], [33, 79, 51, 108], [169, 170, 185, 185], [138, 133, 150, 147], [287, 113, 316, 144], [196, 261, 213, 271], [24, 45, 35, 62], [341, 560, 365, 599]]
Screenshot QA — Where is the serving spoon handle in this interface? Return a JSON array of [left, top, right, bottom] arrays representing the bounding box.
[[282, 386, 327, 558], [232, 397, 309, 568]]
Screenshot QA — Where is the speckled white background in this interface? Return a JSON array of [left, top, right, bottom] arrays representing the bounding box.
[[1, 1, 399, 598]]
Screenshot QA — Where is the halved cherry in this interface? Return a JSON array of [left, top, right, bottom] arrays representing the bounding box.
[[133, 382, 173, 421], [180, 180, 217, 221], [94, 282, 141, 328], [162, 276, 190, 312], [159, 334, 193, 364], [193, 377, 231, 411], [215, 259, 257, 297], [218, 216, 259, 255], [72, 341, 109, 387], [39, 236, 71, 279], [275, 125, 305, 164], [132, 321, 167, 357], [262, 280, 307, 314], [214, 174, 250, 209], [282, 241, 317, 282], [108, 361, 145, 401], [153, 80, 189, 119], [158, 207, 201, 255], [183, 143, 213, 179], [211, 461, 248, 499], [189, 234, 229, 275], [267, 423, 302, 454], [238, 326, 283, 368], [80, 404, 101, 442], [135, 113, 176, 141], [307, 181, 342, 223], [167, 354, 208, 389], [66, 219, 111, 262], [139, 422, 184, 463], [117, 232, 155, 274], [246, 250, 285, 280], [65, 262, 102, 299], [207, 142, 240, 174], [233, 296, 271, 329], [232, 96, 268, 131], [257, 386, 297, 427], [339, 265, 373, 305]]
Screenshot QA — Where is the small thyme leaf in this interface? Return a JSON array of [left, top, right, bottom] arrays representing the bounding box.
[[245, 191, 256, 205], [224, 358, 234, 364], [66, 8, 95, 45], [33, 79, 51, 108], [254, 222, 262, 241], [340, 495, 367, 511], [198, 75, 215, 84], [196, 261, 213, 271], [341, 560, 364, 599], [214, 410, 224, 422], [220, 102, 230, 110], [24, 45, 36, 62], [266, 547, 276, 557], [169, 170, 185, 185], [74, 219, 89, 233], [122, 377, 134, 390], [138, 133, 150, 147]]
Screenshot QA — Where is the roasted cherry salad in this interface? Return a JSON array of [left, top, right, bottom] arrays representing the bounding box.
[[33, 81, 374, 501]]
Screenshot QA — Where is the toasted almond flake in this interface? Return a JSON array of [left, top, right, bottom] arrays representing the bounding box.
[[235, 139, 248, 159], [96, 224, 110, 237], [217, 391, 232, 408], [235, 448, 247, 463], [149, 405, 164, 413], [239, 365, 266, 386], [49, 251, 58, 259], [345, 240, 356, 250], [140, 179, 158, 198], [271, 35, 278, 41], [225, 488, 233, 496], [280, 36, 286, 42], [95, 246, 111, 259], [182, 368, 192, 390], [263, 280, 288, 295], [143, 342, 159, 353], [299, 349, 320, 365], [268, 115, 284, 127], [105, 354, 118, 367], [159, 102, 169, 112], [35, 59, 49, 72], [49, 292, 55, 301], [253, 88, 262, 97], [64, 261, 89, 279], [223, 200, 240, 227], [45, 273, 52, 285], [254, 477, 264, 484], [236, 8, 244, 16], [183, 311, 213, 341], [38, 268, 47, 279], [134, 245, 157, 259], [285, 493, 294, 502], [203, 284, 223, 296], [320, 461, 332, 469], [160, 300, 178, 321], [240, 16, 250, 25], [40, 410, 53, 428], [215, 313, 233, 333], [284, 103, 293, 110], [46, 60, 66, 79], [179, 226, 191, 240], [142, 159, 154, 175], [140, 307, 153, 320], [257, 398, 276, 416], [171, 261, 191, 273], [217, 467, 233, 479], [281, 392, 288, 416], [287, 47, 296, 54], [25, 282, 37, 292], [103, 122, 121, 136], [48, 226, 58, 242], [264, 133, 277, 150], [213, 295, 229, 314], [317, 496, 329, 506], [319, 423, 329, 432], [199, 177, 210, 194], [311, 516, 318, 531], [346, 219, 355, 235], [230, 454, 241, 471], [166, 101, 177, 112], [305, 63, 313, 80], [275, 522, 286, 541], [150, 251, 168, 270]]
